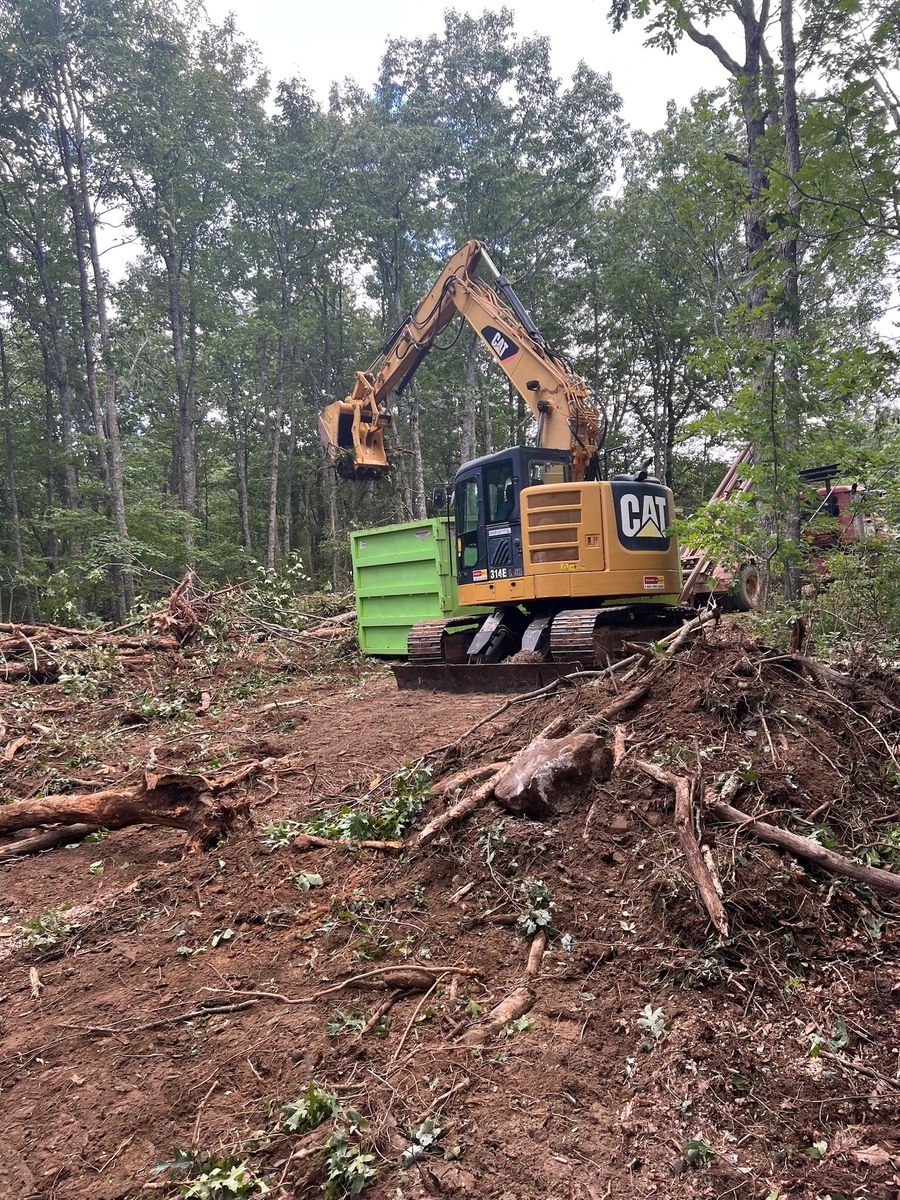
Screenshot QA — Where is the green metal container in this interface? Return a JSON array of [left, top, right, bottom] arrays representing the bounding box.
[[350, 517, 474, 656]]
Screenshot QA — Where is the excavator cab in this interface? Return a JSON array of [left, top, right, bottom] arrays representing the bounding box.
[[454, 447, 571, 588]]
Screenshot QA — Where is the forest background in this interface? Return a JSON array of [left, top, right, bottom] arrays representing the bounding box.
[[0, 0, 897, 631]]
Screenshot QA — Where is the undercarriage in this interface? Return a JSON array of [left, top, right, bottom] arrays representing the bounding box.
[[394, 604, 693, 691]]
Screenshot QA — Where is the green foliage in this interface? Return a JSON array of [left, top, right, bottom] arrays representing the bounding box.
[[322, 1127, 375, 1199], [682, 1139, 715, 1169], [290, 872, 324, 892], [325, 1010, 366, 1037], [636, 1004, 669, 1041], [58, 646, 123, 699], [153, 1148, 269, 1198], [301, 763, 432, 843], [400, 1118, 444, 1165], [279, 1082, 338, 1134], [809, 542, 900, 655], [515, 878, 556, 938], [260, 819, 302, 849], [16, 904, 79, 952], [137, 695, 188, 720]]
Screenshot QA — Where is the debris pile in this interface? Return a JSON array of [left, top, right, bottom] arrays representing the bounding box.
[[0, 613, 897, 1199]]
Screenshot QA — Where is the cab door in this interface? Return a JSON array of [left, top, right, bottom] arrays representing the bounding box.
[[454, 469, 487, 585], [483, 456, 523, 580]]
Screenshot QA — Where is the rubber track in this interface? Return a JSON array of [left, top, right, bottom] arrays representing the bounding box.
[[407, 616, 481, 664]]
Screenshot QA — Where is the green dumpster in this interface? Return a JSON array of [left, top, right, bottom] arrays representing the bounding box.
[[350, 518, 477, 656]]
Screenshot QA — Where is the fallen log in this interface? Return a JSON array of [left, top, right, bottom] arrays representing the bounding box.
[[0, 762, 265, 852], [705, 788, 900, 896]]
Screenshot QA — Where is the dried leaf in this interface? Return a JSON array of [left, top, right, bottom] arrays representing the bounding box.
[[4, 735, 30, 761], [29, 967, 43, 998], [850, 1145, 894, 1167]]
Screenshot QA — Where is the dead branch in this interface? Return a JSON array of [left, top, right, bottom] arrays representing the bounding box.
[[0, 824, 98, 861], [290, 833, 402, 853], [572, 666, 665, 736], [430, 763, 500, 799], [630, 759, 729, 936], [705, 787, 900, 895], [69, 998, 261, 1036], [360, 990, 402, 1035], [391, 974, 444, 1061], [415, 775, 499, 847], [206, 964, 480, 1007]]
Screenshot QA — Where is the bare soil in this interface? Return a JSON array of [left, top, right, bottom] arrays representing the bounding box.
[[0, 625, 897, 1200]]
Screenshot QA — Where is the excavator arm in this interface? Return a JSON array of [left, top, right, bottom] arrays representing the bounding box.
[[317, 239, 604, 482]]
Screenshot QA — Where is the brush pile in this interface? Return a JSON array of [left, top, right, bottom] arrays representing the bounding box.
[[0, 610, 897, 1199]]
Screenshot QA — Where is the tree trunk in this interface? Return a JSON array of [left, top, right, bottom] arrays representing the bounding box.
[[482, 386, 493, 456], [40, 343, 58, 565], [0, 330, 32, 621], [325, 465, 340, 591], [162, 232, 197, 535], [65, 65, 133, 611], [282, 394, 296, 557], [407, 383, 427, 520], [780, 0, 803, 601], [266, 329, 286, 569], [53, 82, 127, 620], [236, 426, 252, 553]]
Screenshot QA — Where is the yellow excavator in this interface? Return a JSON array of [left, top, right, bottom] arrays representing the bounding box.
[[318, 240, 689, 675]]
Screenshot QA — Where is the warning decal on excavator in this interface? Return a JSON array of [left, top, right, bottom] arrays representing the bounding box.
[[611, 481, 671, 553], [481, 326, 519, 362]]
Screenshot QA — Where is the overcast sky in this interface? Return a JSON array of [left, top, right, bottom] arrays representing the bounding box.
[[202, 0, 729, 132]]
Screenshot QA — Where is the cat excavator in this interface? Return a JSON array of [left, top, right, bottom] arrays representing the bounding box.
[[318, 240, 690, 681]]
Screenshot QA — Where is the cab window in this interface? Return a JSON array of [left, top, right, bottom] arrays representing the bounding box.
[[528, 459, 567, 486], [486, 459, 515, 523], [456, 476, 480, 568]]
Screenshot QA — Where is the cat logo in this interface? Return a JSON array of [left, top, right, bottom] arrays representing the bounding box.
[[611, 482, 671, 552], [481, 325, 518, 362]]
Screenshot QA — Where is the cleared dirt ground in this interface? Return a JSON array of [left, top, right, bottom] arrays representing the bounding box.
[[0, 624, 897, 1200]]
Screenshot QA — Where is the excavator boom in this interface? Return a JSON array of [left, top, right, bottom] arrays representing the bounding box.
[[318, 240, 603, 480]]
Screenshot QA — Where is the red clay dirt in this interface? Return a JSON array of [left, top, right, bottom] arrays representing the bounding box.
[[0, 625, 898, 1200]]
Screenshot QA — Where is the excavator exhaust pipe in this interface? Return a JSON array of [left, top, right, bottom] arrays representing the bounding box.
[[318, 398, 390, 480]]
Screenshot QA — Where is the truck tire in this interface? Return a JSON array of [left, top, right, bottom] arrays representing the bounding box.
[[731, 563, 761, 612]]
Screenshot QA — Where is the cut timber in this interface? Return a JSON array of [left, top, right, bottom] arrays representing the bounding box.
[[459, 985, 535, 1047], [706, 791, 900, 895]]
